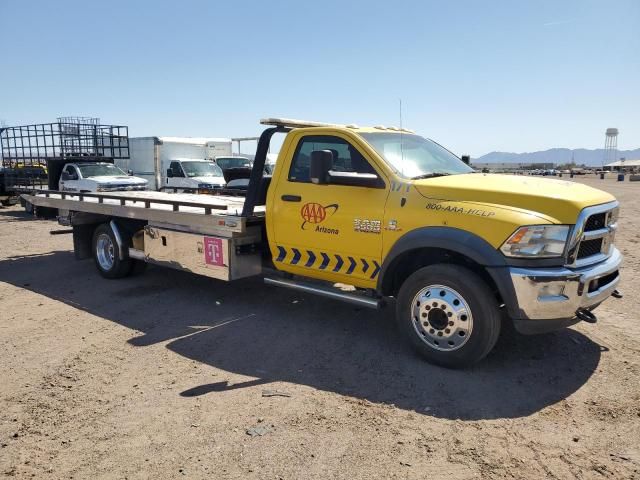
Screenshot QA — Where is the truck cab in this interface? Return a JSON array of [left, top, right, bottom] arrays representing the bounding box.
[[165, 158, 226, 193], [261, 119, 621, 366], [59, 162, 148, 192], [214, 156, 253, 185]]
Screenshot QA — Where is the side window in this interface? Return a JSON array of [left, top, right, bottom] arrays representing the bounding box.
[[288, 135, 377, 183], [169, 161, 184, 177], [64, 165, 77, 178]]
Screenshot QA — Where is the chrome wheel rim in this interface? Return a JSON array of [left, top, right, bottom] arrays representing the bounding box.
[[96, 233, 115, 271], [411, 284, 473, 351]]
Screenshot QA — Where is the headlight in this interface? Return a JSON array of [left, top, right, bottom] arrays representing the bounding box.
[[500, 225, 570, 258]]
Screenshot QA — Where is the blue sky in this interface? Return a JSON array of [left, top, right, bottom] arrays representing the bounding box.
[[0, 0, 638, 157]]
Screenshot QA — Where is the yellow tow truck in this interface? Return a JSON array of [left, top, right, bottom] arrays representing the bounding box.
[[23, 118, 623, 367]]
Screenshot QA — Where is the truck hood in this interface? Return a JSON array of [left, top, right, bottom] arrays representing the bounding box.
[[86, 176, 147, 185], [413, 173, 615, 223]]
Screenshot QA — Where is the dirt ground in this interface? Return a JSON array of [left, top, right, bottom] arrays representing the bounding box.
[[1, 176, 639, 479]]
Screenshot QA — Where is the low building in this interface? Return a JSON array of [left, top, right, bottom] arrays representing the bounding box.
[[605, 159, 640, 172]]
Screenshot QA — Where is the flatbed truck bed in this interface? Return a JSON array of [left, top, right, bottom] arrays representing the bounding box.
[[22, 186, 268, 282], [23, 189, 264, 234]]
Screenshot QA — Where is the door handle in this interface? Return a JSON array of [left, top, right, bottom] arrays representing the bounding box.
[[281, 194, 301, 202]]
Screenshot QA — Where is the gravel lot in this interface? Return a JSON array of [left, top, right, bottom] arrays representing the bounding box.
[[1, 176, 639, 479]]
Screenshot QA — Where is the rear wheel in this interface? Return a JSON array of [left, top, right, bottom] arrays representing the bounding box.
[[92, 223, 132, 279], [396, 264, 501, 368]]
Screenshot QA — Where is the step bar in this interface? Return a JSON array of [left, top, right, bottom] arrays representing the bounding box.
[[264, 277, 383, 309]]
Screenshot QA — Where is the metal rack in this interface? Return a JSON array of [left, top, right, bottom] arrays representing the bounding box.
[[0, 117, 130, 191]]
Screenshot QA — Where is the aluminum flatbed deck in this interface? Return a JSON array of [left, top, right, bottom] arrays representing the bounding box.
[[23, 190, 264, 234]]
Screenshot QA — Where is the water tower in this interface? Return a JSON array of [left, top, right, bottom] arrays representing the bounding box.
[[603, 128, 619, 168]]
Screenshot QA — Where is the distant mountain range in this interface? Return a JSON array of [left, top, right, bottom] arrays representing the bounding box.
[[474, 148, 640, 166]]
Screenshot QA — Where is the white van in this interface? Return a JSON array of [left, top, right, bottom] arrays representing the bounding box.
[[119, 137, 232, 191], [165, 158, 226, 192]]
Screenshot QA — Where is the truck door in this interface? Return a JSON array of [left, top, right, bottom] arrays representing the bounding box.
[[60, 164, 80, 192], [270, 133, 389, 288], [167, 161, 187, 189]]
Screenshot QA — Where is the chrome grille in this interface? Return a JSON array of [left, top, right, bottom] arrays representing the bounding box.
[[567, 202, 618, 267], [577, 238, 603, 259], [584, 213, 606, 231]]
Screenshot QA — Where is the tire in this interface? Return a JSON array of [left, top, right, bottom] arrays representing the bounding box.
[[396, 264, 501, 368], [24, 201, 34, 214], [92, 223, 133, 279]]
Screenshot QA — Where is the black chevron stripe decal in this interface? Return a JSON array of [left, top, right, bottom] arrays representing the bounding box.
[[305, 250, 316, 267], [346, 256, 356, 274], [361, 258, 369, 273], [370, 260, 381, 279], [333, 255, 344, 272], [276, 246, 379, 279], [319, 253, 330, 269]]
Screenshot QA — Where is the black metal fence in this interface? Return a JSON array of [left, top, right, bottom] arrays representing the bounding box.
[[0, 118, 130, 191]]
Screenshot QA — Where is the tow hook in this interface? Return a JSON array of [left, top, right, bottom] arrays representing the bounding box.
[[576, 309, 597, 324], [611, 289, 623, 299]]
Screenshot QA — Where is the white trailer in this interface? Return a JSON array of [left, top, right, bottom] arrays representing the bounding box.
[[118, 137, 232, 191]]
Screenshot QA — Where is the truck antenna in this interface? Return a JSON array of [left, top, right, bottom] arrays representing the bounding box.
[[399, 99, 405, 176]]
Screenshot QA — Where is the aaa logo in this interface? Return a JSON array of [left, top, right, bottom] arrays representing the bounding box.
[[300, 202, 338, 230]]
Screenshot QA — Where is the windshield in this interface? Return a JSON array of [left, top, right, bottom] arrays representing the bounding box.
[[181, 161, 223, 178], [77, 164, 127, 177], [359, 133, 473, 178], [216, 157, 252, 169]]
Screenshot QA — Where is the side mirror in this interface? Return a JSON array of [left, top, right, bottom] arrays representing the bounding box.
[[127, 169, 133, 176], [461, 155, 470, 165], [309, 150, 333, 185], [166, 169, 173, 178]]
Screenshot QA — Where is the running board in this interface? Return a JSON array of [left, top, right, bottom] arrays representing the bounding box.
[[264, 277, 382, 309]]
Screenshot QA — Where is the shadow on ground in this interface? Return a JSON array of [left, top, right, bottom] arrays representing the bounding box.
[[0, 207, 34, 222], [0, 250, 604, 420]]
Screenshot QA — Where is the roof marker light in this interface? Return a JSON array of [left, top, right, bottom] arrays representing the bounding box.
[[260, 118, 344, 129]]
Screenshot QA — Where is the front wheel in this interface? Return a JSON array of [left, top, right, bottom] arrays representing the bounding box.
[[396, 264, 501, 368]]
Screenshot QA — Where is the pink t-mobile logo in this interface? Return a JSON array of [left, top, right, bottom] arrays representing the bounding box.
[[204, 237, 224, 266]]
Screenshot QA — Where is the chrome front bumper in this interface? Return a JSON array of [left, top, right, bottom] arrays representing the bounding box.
[[509, 247, 622, 321]]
